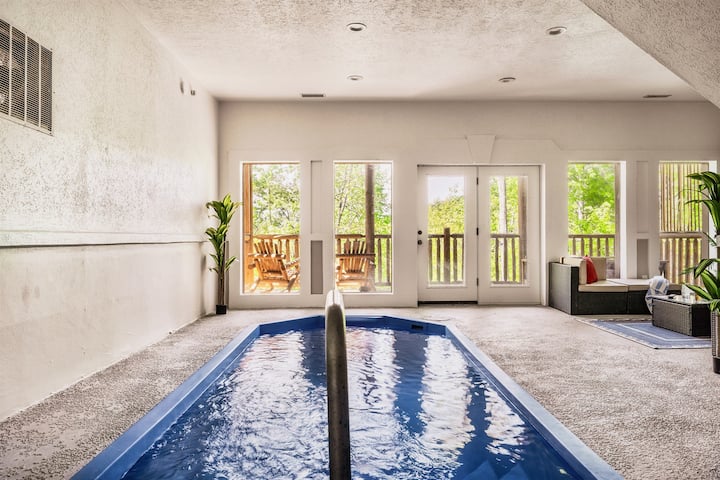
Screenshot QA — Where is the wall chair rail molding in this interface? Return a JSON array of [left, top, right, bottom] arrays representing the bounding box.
[[0, 231, 204, 248]]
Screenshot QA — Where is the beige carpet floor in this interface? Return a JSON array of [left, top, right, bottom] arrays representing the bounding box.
[[1, 305, 720, 479]]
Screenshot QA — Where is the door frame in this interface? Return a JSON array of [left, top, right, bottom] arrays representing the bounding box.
[[417, 165, 541, 304], [477, 165, 541, 304]]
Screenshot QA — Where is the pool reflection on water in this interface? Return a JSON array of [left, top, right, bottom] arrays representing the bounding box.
[[124, 328, 577, 479]]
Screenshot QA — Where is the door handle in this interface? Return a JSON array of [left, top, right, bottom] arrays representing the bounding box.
[[417, 239, 422, 245]]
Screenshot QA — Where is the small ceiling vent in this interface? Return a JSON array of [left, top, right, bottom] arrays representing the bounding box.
[[301, 93, 325, 98], [0, 19, 53, 134]]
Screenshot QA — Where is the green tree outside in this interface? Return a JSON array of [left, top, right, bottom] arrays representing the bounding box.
[[428, 185, 464, 234], [251, 164, 300, 234], [490, 176, 519, 234], [334, 163, 392, 235], [249, 162, 392, 237], [568, 163, 615, 234]]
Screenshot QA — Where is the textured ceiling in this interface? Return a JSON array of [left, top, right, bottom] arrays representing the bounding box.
[[121, 0, 707, 102], [580, 0, 720, 108]]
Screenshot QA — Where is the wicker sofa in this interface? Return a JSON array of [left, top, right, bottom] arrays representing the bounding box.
[[548, 256, 680, 315]]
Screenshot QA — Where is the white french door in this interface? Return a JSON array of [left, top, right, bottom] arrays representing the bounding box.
[[417, 165, 540, 304], [417, 167, 477, 301]]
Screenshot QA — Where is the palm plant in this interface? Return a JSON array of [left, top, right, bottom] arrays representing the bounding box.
[[685, 258, 720, 312], [206, 194, 241, 314], [684, 170, 720, 374], [684, 171, 720, 310], [686, 171, 720, 238]]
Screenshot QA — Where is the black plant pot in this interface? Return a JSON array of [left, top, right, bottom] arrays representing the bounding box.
[[216, 304, 228, 315], [712, 311, 720, 374]]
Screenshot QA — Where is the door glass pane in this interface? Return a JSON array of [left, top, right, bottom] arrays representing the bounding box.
[[426, 175, 465, 285], [489, 176, 527, 285], [242, 163, 300, 294], [334, 162, 392, 293]]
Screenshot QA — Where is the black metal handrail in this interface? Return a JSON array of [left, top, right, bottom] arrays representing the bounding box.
[[325, 290, 351, 479]]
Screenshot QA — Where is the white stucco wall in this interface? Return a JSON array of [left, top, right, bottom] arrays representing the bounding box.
[[219, 101, 720, 308], [0, 2, 218, 419]]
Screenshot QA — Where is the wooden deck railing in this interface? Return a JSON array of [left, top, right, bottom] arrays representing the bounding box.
[[491, 233, 525, 284], [248, 234, 301, 259], [568, 232, 704, 283], [568, 234, 615, 257], [426, 229, 527, 285], [247, 231, 701, 288], [335, 234, 392, 287], [660, 232, 703, 284], [427, 229, 465, 284], [246, 233, 392, 287], [568, 234, 616, 277]]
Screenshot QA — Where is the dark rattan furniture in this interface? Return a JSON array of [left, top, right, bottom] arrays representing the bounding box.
[[548, 262, 680, 315], [652, 296, 711, 337], [549, 262, 627, 315]]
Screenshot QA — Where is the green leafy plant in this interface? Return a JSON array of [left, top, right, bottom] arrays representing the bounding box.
[[206, 194, 241, 312], [685, 258, 720, 312], [687, 171, 720, 231], [684, 171, 720, 312]]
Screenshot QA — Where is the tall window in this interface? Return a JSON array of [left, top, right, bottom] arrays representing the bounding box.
[[242, 163, 300, 294], [567, 163, 618, 277], [659, 162, 708, 283], [334, 162, 392, 292]]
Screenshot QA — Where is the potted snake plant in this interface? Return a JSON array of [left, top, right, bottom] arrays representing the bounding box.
[[206, 194, 241, 315], [684, 171, 720, 373]]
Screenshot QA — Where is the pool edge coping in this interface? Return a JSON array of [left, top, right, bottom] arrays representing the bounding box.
[[444, 324, 622, 480]]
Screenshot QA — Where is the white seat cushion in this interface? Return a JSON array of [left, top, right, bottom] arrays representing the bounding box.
[[609, 278, 650, 291], [578, 280, 628, 292], [609, 278, 681, 291]]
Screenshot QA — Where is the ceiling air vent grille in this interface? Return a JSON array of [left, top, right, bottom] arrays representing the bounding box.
[[0, 19, 52, 134]]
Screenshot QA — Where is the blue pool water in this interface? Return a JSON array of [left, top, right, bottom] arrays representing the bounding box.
[[75, 316, 619, 480]]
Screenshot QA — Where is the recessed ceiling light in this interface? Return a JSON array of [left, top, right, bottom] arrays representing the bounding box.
[[347, 75, 364, 81], [643, 94, 672, 99], [498, 77, 516, 83], [546, 26, 567, 36], [346, 22, 367, 32], [300, 93, 326, 98]]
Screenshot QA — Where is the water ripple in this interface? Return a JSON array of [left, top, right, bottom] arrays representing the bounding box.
[[124, 328, 577, 479]]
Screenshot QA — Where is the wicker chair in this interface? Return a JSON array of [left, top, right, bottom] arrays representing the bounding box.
[[336, 239, 376, 292], [248, 240, 299, 292]]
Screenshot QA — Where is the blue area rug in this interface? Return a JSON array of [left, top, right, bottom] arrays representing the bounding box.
[[578, 319, 711, 349]]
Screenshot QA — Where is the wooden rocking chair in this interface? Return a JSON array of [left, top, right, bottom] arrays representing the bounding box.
[[336, 239, 376, 292], [248, 239, 299, 292]]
